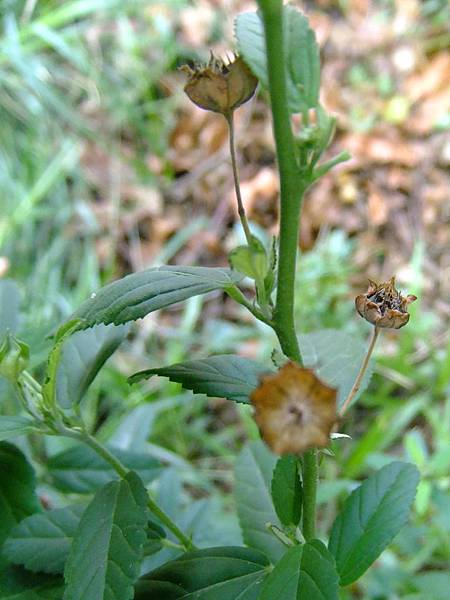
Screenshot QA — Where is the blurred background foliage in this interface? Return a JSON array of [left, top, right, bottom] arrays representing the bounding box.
[[0, 0, 449, 598]]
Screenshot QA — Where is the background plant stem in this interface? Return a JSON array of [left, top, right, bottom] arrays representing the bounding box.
[[258, 0, 317, 542]]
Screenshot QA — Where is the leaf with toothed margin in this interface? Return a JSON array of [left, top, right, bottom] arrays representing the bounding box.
[[63, 471, 148, 600], [129, 355, 272, 404], [234, 441, 285, 563], [329, 461, 420, 586], [235, 7, 320, 113], [4, 505, 86, 574], [135, 546, 270, 600], [71, 266, 243, 329], [258, 540, 339, 600]]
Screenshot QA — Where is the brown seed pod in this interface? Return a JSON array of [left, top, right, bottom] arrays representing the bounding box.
[[250, 362, 337, 455], [355, 277, 417, 329], [180, 53, 257, 116]]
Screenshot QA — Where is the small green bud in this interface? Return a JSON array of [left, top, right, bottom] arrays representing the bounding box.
[[295, 106, 336, 158], [229, 235, 268, 282], [0, 332, 30, 382], [315, 106, 336, 155]]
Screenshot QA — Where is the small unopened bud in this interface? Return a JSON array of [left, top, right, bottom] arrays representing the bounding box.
[[181, 53, 257, 116], [355, 277, 416, 329], [0, 332, 29, 382], [251, 362, 337, 455]]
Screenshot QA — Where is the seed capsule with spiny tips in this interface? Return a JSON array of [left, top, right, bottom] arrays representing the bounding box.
[[355, 277, 417, 329]]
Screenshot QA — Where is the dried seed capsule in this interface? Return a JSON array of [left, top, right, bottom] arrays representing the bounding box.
[[355, 276, 417, 329], [181, 53, 257, 116], [251, 362, 337, 455]]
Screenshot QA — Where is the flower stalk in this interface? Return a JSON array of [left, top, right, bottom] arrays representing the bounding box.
[[226, 112, 253, 246], [339, 326, 380, 417]]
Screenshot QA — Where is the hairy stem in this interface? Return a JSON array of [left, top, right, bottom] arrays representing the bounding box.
[[258, 0, 317, 542], [226, 112, 253, 246], [339, 326, 380, 417], [258, 1, 303, 362]]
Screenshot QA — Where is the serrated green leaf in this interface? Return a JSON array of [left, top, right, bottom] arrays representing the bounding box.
[[259, 540, 339, 600], [299, 329, 375, 409], [4, 504, 85, 574], [56, 323, 127, 408], [0, 565, 63, 599], [234, 441, 285, 563], [47, 444, 160, 494], [0, 415, 36, 440], [235, 8, 320, 113], [285, 7, 321, 110], [71, 266, 243, 329], [135, 546, 269, 600], [329, 461, 420, 586], [271, 456, 302, 527], [129, 355, 270, 404], [0, 442, 41, 545], [63, 471, 148, 600]]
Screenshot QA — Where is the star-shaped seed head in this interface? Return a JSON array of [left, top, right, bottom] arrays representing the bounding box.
[[251, 362, 337, 455]]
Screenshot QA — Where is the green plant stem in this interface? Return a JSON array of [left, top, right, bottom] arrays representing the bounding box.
[[226, 112, 253, 246], [83, 432, 129, 478], [81, 432, 196, 551], [226, 285, 273, 326], [339, 326, 380, 417], [258, 0, 304, 363], [145, 494, 195, 551], [259, 0, 318, 542]]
